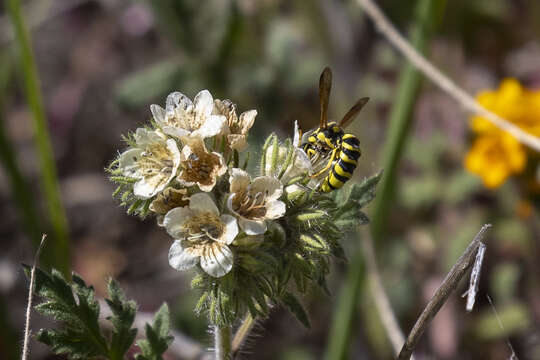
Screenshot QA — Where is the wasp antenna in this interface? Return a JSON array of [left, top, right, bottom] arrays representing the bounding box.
[[339, 97, 369, 128], [319, 67, 332, 129]]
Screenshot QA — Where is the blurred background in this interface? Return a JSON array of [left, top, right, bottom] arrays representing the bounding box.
[[1, 0, 540, 359]]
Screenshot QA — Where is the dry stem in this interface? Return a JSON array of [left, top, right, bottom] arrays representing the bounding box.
[[357, 0, 540, 152], [397, 224, 491, 360], [22, 234, 47, 360]]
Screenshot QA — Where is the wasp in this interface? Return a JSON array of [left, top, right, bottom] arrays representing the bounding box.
[[299, 67, 369, 192]]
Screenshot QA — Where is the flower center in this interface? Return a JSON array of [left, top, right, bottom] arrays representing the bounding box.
[[184, 213, 224, 243], [137, 144, 174, 178], [183, 152, 216, 185], [233, 191, 268, 219]]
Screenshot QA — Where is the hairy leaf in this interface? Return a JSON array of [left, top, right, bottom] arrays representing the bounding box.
[[135, 304, 174, 360], [281, 291, 311, 328]]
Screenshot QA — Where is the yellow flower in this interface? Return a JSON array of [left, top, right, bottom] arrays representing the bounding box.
[[465, 133, 526, 188], [471, 78, 540, 136], [465, 78, 540, 188]]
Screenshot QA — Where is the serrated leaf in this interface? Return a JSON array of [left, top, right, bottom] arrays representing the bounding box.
[[106, 279, 138, 360], [281, 292, 311, 328], [25, 267, 110, 358], [337, 171, 382, 208], [135, 303, 173, 360]]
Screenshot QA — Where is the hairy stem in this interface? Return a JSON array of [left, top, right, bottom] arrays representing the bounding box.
[[22, 235, 47, 360], [215, 325, 232, 360], [232, 314, 256, 357]]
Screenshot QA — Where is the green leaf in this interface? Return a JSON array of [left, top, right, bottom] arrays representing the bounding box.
[[25, 266, 144, 360], [135, 304, 174, 360], [281, 292, 311, 328], [106, 279, 138, 360], [26, 266, 110, 359], [340, 171, 383, 208]]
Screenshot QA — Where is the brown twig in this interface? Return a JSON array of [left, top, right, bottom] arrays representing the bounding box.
[[22, 234, 47, 360], [356, 0, 540, 152], [397, 224, 491, 360]]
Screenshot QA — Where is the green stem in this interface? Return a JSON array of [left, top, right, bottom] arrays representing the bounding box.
[[6, 0, 70, 275], [0, 63, 42, 248], [324, 253, 365, 360], [326, 0, 445, 358], [370, 0, 445, 243], [215, 325, 232, 360]]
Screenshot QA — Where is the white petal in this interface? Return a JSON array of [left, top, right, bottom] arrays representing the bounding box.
[[229, 168, 251, 193], [161, 126, 190, 139], [220, 214, 239, 245], [118, 148, 144, 178], [133, 179, 159, 199], [239, 110, 257, 132], [226, 194, 240, 216], [293, 120, 301, 147], [134, 128, 163, 146], [282, 148, 312, 182], [163, 207, 193, 238], [166, 139, 181, 171], [265, 200, 286, 219], [250, 176, 283, 200], [166, 91, 192, 113], [168, 240, 199, 271], [193, 90, 214, 119], [150, 104, 166, 124], [193, 115, 226, 139], [239, 218, 267, 235], [200, 243, 233, 278], [228, 134, 247, 151], [197, 178, 218, 192], [189, 193, 219, 216]]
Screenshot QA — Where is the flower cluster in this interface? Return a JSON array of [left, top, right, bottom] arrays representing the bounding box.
[[465, 79, 540, 188], [109, 90, 379, 326]]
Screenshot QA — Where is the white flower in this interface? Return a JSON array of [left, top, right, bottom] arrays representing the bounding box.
[[165, 193, 238, 278], [118, 128, 181, 199], [213, 99, 257, 151], [150, 90, 226, 141], [227, 168, 286, 235], [177, 137, 227, 192]]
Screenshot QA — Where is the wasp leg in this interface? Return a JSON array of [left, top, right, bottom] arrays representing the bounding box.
[[311, 148, 338, 178]]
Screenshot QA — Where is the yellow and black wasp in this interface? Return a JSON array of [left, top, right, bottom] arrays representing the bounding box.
[[300, 67, 369, 192]]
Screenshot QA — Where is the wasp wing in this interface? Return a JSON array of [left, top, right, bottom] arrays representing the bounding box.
[[339, 97, 369, 128], [319, 67, 332, 129]]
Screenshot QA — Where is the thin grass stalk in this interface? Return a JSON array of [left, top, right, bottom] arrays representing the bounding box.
[[6, 0, 70, 275], [326, 0, 445, 358]]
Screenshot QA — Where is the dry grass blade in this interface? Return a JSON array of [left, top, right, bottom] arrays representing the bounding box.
[[22, 234, 47, 360], [357, 0, 540, 152], [397, 224, 491, 360]]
